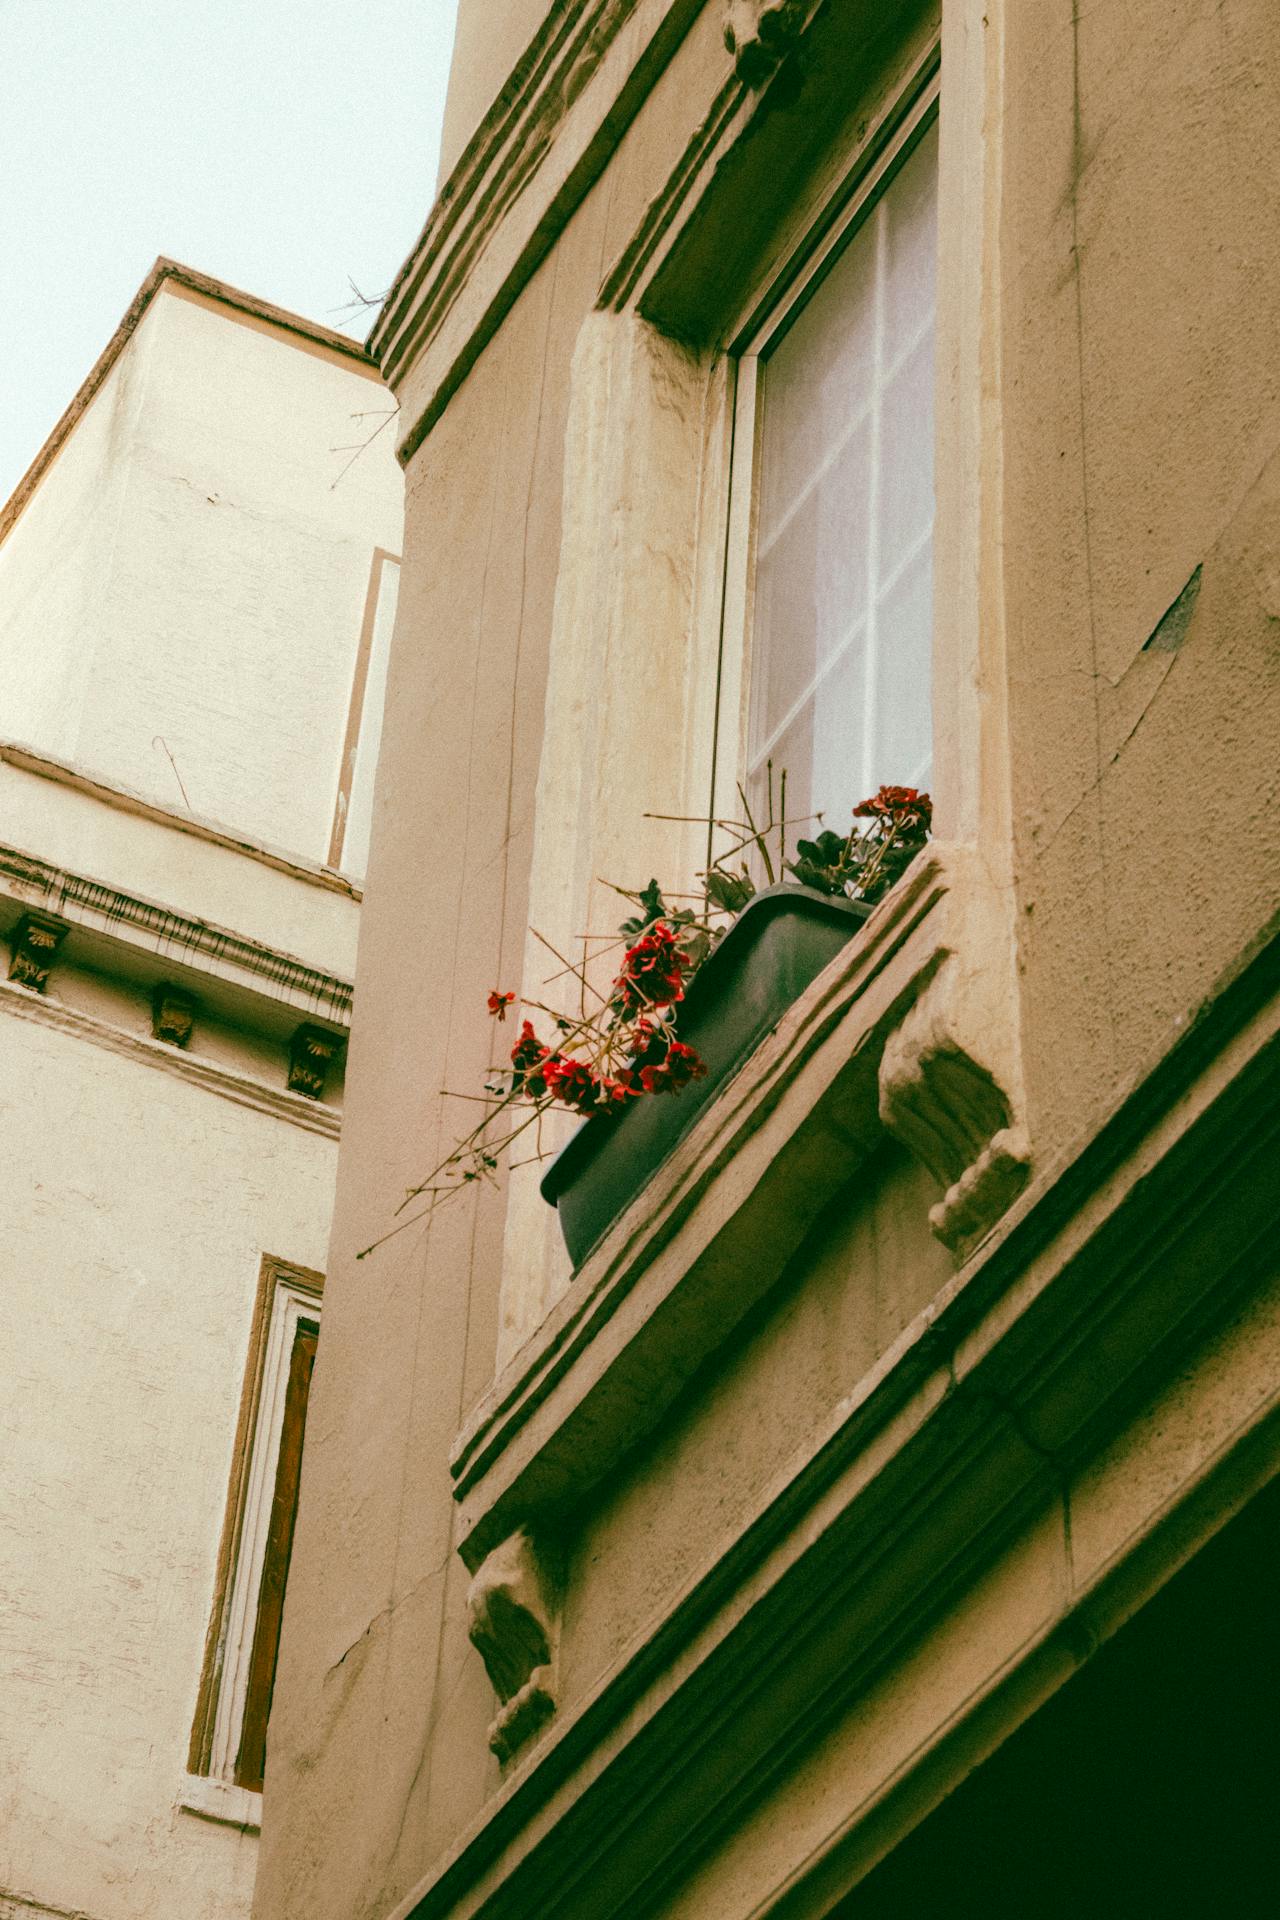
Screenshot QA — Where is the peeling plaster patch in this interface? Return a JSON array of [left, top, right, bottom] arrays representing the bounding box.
[[1143, 564, 1202, 653]]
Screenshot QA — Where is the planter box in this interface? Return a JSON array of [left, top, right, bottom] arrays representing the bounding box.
[[540, 884, 872, 1267]]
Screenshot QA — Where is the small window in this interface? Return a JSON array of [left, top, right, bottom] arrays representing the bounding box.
[[719, 78, 939, 843], [186, 1256, 322, 1810]]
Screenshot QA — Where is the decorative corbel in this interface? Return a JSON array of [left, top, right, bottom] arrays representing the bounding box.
[[287, 1023, 345, 1100], [466, 1528, 560, 1765], [151, 983, 197, 1049], [723, 0, 815, 87], [878, 958, 1031, 1261], [7, 912, 69, 993]]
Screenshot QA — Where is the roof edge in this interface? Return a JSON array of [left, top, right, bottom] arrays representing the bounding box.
[[0, 258, 379, 547]]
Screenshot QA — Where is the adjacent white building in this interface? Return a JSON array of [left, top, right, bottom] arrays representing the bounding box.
[[0, 260, 402, 1920]]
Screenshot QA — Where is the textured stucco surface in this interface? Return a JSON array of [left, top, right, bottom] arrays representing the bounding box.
[[1001, 0, 1280, 1146], [255, 2, 1280, 1916], [255, 181, 621, 1920], [0, 282, 402, 867], [0, 1007, 338, 1920]]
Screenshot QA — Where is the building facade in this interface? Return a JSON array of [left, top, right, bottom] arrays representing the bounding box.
[[256, 4, 1280, 1918], [0, 263, 401, 1920]]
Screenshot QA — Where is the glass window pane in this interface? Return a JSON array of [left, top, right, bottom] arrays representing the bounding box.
[[878, 327, 934, 569], [745, 116, 937, 843], [872, 541, 933, 791]]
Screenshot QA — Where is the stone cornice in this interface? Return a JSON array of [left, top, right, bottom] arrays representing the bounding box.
[[368, 0, 706, 462], [0, 840, 353, 1027], [0, 977, 341, 1140]]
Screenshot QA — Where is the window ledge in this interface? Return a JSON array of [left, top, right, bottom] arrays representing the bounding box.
[[450, 846, 982, 1572], [178, 1772, 262, 1832]]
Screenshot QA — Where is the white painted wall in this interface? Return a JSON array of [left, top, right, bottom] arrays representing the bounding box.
[[0, 280, 403, 868], [0, 1005, 338, 1920], [0, 268, 391, 1920]]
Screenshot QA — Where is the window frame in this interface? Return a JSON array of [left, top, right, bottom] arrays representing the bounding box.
[[327, 545, 401, 877], [710, 54, 941, 848], [184, 1253, 323, 1822]]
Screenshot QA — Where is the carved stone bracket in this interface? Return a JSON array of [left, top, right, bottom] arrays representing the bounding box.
[[151, 983, 197, 1048], [878, 960, 1031, 1260], [7, 911, 69, 992], [467, 1529, 560, 1765], [723, 0, 816, 86], [287, 1023, 345, 1100]]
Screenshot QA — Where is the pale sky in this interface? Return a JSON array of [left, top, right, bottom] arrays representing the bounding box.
[[0, 0, 460, 503]]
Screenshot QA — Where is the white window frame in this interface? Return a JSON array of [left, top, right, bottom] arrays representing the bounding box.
[[328, 546, 401, 877], [710, 58, 941, 846], [182, 1255, 322, 1829], [207, 1273, 319, 1784]]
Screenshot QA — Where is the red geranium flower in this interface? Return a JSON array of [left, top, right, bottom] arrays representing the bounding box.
[[510, 1021, 552, 1097], [612, 922, 689, 1017], [639, 1038, 708, 1095], [543, 1055, 610, 1116], [487, 989, 516, 1021], [853, 785, 933, 829]]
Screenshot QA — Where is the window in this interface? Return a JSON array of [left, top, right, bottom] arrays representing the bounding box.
[[719, 79, 939, 843], [185, 1255, 322, 1823], [329, 548, 401, 878]]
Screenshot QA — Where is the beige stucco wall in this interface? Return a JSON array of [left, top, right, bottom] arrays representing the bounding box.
[[1000, 0, 1280, 1148], [256, 173, 614, 1920], [0, 1001, 338, 1920], [255, 2, 1280, 1917], [0, 280, 402, 869]]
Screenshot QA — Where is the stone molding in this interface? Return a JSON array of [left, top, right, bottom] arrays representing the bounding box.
[[287, 1023, 347, 1101], [152, 982, 198, 1048], [722, 0, 823, 85], [604, 12, 940, 342], [6, 910, 69, 992], [467, 1530, 561, 1764], [369, 0, 706, 459], [0, 840, 353, 1027], [387, 931, 1279, 1920], [879, 962, 1031, 1257], [0, 976, 341, 1140]]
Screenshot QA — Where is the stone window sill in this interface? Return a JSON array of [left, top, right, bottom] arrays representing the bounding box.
[[449, 845, 1026, 1575], [177, 1771, 262, 1832]]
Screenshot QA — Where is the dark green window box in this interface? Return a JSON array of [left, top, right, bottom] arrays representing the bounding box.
[[540, 884, 872, 1267]]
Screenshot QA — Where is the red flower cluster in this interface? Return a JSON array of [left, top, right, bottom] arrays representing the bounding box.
[[510, 1020, 553, 1097], [853, 785, 933, 830], [637, 1038, 707, 1096], [612, 922, 688, 1017], [509, 1024, 643, 1116], [487, 989, 516, 1020], [507, 1013, 707, 1116]]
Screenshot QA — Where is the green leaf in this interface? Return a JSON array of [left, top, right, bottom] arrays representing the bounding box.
[[677, 927, 712, 970], [620, 877, 668, 937], [703, 866, 755, 913]]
